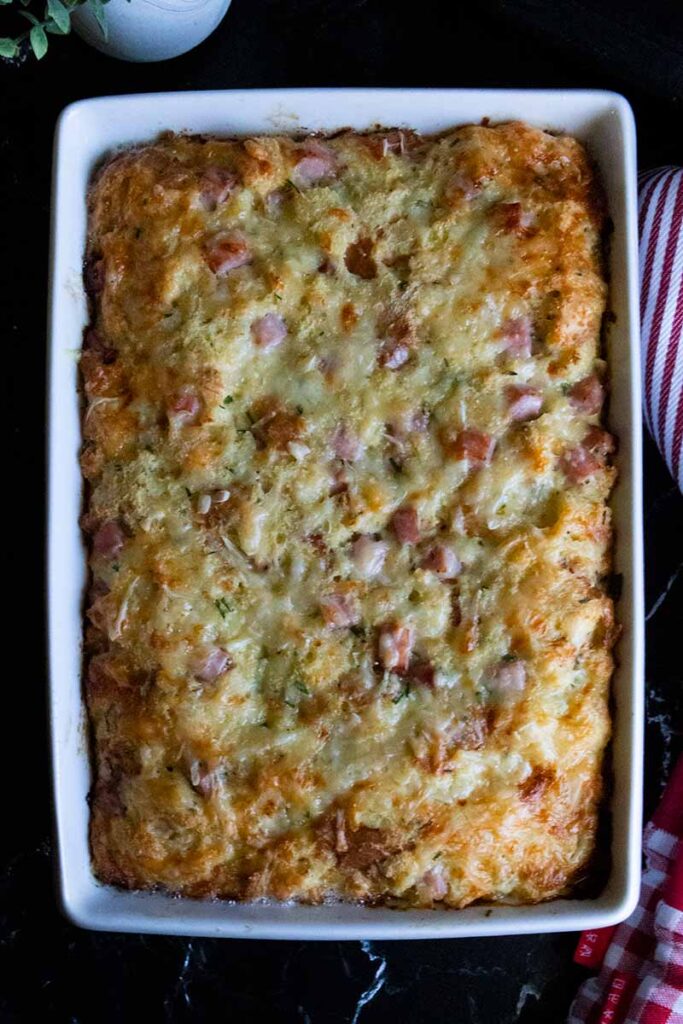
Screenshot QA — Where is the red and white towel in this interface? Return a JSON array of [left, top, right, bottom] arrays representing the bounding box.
[[639, 167, 683, 491], [569, 757, 683, 1023]]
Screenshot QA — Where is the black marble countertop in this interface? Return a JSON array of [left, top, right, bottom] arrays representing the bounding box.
[[1, 1, 682, 1020]]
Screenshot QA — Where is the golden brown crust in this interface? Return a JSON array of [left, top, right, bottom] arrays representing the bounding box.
[[82, 122, 615, 907]]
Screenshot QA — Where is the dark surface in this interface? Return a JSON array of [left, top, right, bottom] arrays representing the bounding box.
[[1, 1, 682, 1021]]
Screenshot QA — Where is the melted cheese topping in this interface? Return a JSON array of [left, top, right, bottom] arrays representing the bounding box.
[[82, 123, 615, 907]]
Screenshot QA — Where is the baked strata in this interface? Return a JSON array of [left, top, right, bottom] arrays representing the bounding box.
[[81, 121, 617, 907]]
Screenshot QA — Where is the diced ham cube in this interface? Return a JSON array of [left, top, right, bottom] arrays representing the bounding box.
[[92, 520, 125, 559], [292, 140, 337, 186], [192, 646, 233, 683], [506, 384, 543, 422], [389, 407, 430, 437], [199, 166, 238, 210], [569, 375, 605, 415], [450, 429, 495, 467], [406, 659, 436, 688], [377, 623, 415, 673], [168, 388, 201, 427], [188, 759, 222, 797], [329, 468, 349, 497], [331, 422, 363, 462], [251, 313, 287, 351], [204, 232, 251, 275], [500, 316, 532, 358], [559, 444, 603, 483], [320, 590, 360, 629], [378, 338, 410, 369], [583, 426, 616, 457], [391, 506, 420, 544], [494, 202, 534, 236], [350, 535, 388, 578], [488, 658, 527, 699], [85, 254, 105, 296], [418, 865, 448, 901], [446, 170, 485, 201], [421, 544, 461, 579]]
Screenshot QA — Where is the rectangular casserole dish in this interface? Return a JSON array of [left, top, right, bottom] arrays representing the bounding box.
[[48, 88, 644, 939]]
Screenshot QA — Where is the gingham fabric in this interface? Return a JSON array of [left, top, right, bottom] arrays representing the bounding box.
[[568, 757, 683, 1023], [639, 167, 683, 491]]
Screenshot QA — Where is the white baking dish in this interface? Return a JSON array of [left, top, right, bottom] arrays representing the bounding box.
[[48, 89, 644, 939]]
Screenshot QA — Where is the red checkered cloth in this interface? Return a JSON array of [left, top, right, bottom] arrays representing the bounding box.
[[568, 756, 683, 1023], [639, 167, 683, 491]]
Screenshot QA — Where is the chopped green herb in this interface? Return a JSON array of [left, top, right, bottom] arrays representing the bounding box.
[[389, 457, 403, 475], [273, 293, 283, 302], [222, 395, 234, 406], [296, 404, 304, 415], [293, 679, 311, 696], [350, 624, 366, 639], [111, 562, 120, 573], [501, 653, 518, 663], [215, 597, 233, 619], [560, 382, 572, 395], [392, 681, 411, 704], [286, 178, 302, 195], [184, 486, 192, 498]]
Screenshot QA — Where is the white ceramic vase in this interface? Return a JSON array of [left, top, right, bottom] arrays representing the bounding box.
[[72, 0, 232, 62]]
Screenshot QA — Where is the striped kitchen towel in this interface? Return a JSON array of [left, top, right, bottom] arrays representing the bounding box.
[[639, 167, 683, 491]]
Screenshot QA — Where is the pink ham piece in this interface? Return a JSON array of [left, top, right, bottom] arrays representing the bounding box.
[[199, 166, 238, 211], [488, 658, 527, 699], [377, 623, 415, 673], [189, 759, 222, 797], [92, 521, 125, 559], [331, 422, 363, 462], [452, 429, 495, 467], [495, 202, 534, 236], [447, 170, 485, 202], [418, 865, 448, 901], [320, 590, 360, 629], [559, 444, 602, 483], [251, 313, 287, 351], [204, 232, 251, 275], [85, 254, 105, 295], [378, 338, 410, 369], [506, 384, 543, 422], [406, 659, 436, 688], [569, 375, 605, 415], [391, 506, 420, 544], [350, 535, 388, 578], [583, 426, 616, 457], [389, 408, 430, 437], [421, 544, 461, 579], [292, 140, 337, 186], [500, 316, 532, 358], [192, 646, 233, 683], [168, 389, 201, 427]]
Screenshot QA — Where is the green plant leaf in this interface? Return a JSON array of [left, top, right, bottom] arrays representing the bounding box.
[[45, 15, 70, 33], [30, 23, 48, 58], [0, 38, 18, 57], [47, 0, 71, 32], [0, 0, 14, 7], [19, 0, 32, 6], [88, 0, 108, 39], [19, 9, 41, 23]]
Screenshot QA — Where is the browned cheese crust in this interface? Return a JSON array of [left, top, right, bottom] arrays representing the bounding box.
[[81, 122, 616, 907]]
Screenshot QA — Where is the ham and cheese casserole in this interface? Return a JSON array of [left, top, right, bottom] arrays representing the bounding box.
[[81, 121, 617, 908]]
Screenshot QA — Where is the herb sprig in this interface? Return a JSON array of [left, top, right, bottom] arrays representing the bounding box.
[[0, 0, 111, 61]]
